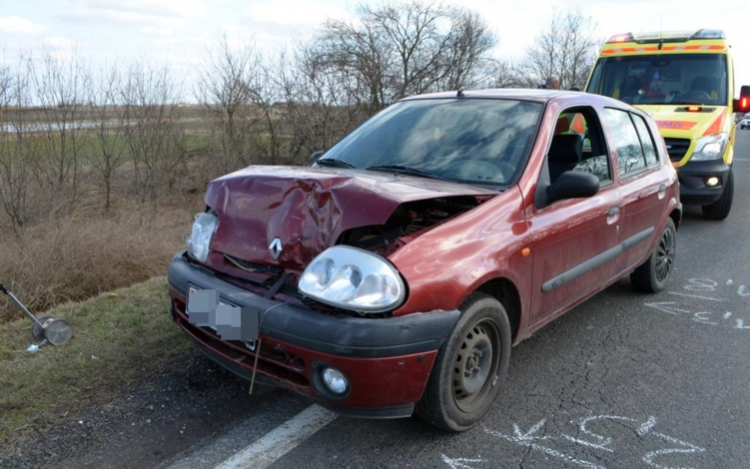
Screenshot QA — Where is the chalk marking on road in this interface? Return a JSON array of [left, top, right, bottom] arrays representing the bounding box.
[[739, 285, 749, 297], [484, 427, 603, 469], [642, 431, 706, 468], [727, 279, 734, 286], [440, 454, 485, 469], [693, 311, 719, 325], [637, 416, 657, 437], [736, 319, 750, 330], [644, 302, 691, 314], [214, 405, 336, 469], [668, 292, 725, 302], [724, 312, 732, 320], [733, 158, 750, 162]]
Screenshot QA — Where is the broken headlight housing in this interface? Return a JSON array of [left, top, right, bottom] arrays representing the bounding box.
[[186, 211, 218, 262], [298, 246, 406, 313]]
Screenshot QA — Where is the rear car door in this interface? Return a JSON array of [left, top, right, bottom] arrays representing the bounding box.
[[602, 108, 669, 273], [528, 106, 622, 326]]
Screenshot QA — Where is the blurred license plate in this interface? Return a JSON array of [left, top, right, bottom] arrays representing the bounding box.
[[187, 285, 257, 351]]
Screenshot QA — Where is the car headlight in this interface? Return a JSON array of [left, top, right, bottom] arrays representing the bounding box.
[[298, 246, 406, 313], [691, 133, 728, 161], [186, 212, 218, 262]]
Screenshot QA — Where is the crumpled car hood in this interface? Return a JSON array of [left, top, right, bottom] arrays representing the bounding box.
[[206, 165, 498, 270]]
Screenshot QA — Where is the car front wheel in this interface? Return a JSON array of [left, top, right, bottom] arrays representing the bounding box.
[[415, 293, 511, 432]]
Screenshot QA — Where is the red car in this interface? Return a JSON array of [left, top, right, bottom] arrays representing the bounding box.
[[167, 89, 681, 431]]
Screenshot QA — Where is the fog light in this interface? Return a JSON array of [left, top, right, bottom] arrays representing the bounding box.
[[706, 176, 720, 187], [321, 367, 349, 395]]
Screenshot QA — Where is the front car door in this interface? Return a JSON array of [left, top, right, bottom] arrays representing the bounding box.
[[527, 105, 622, 328]]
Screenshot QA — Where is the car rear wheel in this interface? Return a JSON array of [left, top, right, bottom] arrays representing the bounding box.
[[415, 293, 511, 432], [631, 218, 676, 293], [702, 168, 734, 220]]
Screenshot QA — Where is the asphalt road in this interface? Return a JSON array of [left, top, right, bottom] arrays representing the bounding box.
[[23, 131, 749, 469], [148, 130, 750, 469]]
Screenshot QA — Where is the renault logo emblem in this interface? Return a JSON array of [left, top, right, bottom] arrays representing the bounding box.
[[269, 238, 283, 260]]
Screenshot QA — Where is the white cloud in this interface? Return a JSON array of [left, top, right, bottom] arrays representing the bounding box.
[[0, 16, 46, 35], [59, 0, 208, 26], [245, 1, 351, 27]]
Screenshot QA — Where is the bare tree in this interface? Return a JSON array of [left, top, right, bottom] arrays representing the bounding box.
[[121, 63, 187, 204], [523, 10, 598, 90], [195, 36, 265, 172], [87, 64, 128, 213], [27, 49, 90, 206], [0, 60, 35, 237], [274, 45, 366, 163], [312, 1, 497, 113]]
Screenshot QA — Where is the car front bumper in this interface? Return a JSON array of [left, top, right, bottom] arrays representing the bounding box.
[[167, 252, 460, 418], [676, 159, 731, 206]]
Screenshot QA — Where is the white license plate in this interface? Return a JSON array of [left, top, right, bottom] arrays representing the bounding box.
[[187, 285, 257, 351]]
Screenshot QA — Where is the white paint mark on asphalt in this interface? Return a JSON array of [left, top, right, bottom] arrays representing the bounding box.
[[726, 279, 734, 286], [724, 312, 733, 320], [214, 405, 336, 469], [693, 311, 719, 325], [484, 426, 603, 469], [642, 431, 706, 468], [644, 302, 691, 314], [739, 285, 750, 297], [440, 454, 485, 469], [668, 292, 725, 302], [736, 319, 750, 330], [637, 416, 657, 437]]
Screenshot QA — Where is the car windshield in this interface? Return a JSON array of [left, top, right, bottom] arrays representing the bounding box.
[[587, 53, 728, 106], [317, 98, 543, 187]]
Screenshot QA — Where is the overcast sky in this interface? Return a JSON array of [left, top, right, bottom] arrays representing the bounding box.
[[1, 0, 748, 98]]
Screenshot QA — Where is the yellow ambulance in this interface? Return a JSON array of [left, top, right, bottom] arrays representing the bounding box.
[[585, 29, 750, 220]]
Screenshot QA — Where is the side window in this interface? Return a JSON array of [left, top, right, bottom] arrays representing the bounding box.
[[548, 107, 612, 184], [631, 114, 659, 166], [603, 108, 646, 177]]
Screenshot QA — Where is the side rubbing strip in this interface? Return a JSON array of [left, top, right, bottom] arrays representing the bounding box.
[[542, 227, 655, 293]]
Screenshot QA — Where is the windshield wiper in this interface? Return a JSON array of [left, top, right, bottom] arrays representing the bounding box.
[[315, 158, 356, 169], [366, 164, 442, 180]]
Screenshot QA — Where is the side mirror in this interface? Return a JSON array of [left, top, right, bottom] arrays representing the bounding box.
[[734, 85, 750, 113], [546, 171, 600, 204], [310, 150, 324, 162]]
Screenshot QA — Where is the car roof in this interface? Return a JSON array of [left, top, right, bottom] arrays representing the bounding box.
[[399, 88, 639, 112]]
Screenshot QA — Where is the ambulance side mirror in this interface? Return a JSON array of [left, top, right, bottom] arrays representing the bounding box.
[[735, 85, 750, 113]]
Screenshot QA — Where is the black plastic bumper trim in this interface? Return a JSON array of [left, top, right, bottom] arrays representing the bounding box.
[[168, 252, 460, 358]]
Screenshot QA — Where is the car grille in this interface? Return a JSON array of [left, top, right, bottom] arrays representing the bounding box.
[[663, 138, 691, 162]]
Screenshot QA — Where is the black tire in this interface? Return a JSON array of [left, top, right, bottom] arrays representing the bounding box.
[[415, 293, 511, 432], [702, 168, 734, 220], [631, 218, 677, 293]]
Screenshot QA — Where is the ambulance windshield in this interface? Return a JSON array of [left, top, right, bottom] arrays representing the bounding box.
[[586, 53, 728, 106]]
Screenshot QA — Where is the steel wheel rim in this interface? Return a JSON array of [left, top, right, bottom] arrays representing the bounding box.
[[655, 227, 675, 282], [451, 319, 501, 413]]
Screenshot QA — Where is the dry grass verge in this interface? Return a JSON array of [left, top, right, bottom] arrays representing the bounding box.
[[0, 203, 196, 322], [0, 277, 192, 448]]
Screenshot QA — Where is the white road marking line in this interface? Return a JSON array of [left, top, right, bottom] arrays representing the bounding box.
[[215, 405, 336, 469], [733, 158, 750, 162], [667, 292, 725, 302]]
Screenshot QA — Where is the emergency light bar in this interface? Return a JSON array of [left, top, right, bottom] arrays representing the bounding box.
[[606, 29, 726, 44]]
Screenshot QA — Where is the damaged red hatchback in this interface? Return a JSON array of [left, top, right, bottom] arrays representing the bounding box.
[[168, 89, 682, 431]]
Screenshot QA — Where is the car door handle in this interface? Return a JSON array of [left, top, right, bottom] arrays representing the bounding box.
[[608, 207, 620, 217]]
